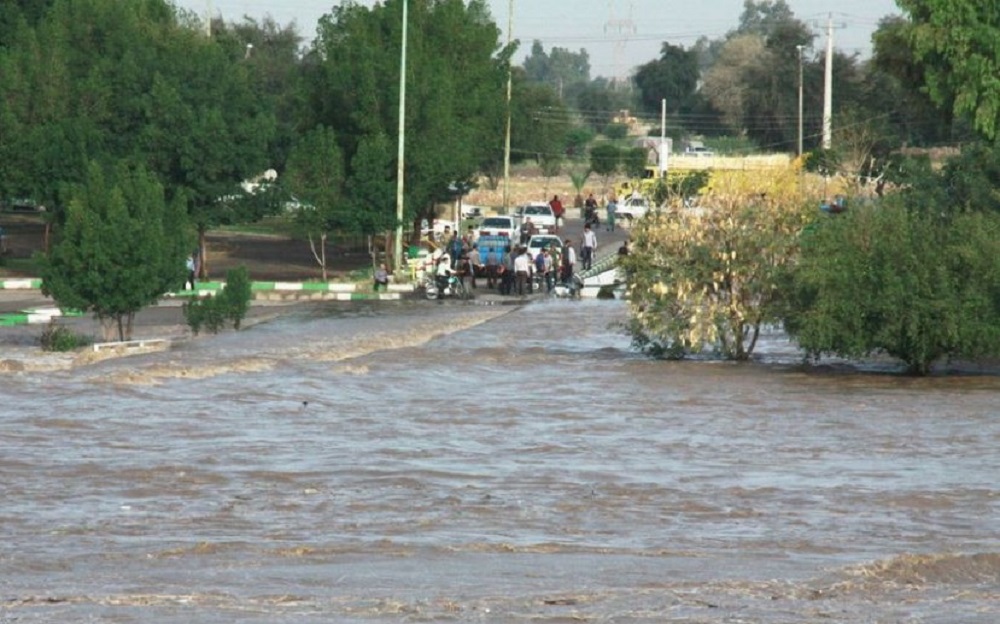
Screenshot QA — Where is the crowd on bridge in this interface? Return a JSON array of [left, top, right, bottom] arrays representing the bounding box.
[[426, 224, 598, 297]]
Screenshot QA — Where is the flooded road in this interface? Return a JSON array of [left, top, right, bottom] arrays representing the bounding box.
[[2, 300, 998, 622]]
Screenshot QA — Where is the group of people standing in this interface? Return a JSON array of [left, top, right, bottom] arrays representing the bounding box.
[[428, 235, 582, 297]]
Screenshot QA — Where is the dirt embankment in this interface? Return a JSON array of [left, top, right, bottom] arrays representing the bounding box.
[[0, 214, 370, 282]]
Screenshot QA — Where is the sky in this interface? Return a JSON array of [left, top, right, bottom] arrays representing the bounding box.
[[176, 0, 902, 77]]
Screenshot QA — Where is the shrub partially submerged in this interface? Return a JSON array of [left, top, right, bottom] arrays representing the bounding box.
[[39, 320, 92, 352], [183, 267, 253, 335]]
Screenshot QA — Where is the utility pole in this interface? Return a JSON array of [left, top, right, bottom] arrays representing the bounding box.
[[604, 1, 637, 87], [501, 0, 514, 214], [806, 14, 843, 150], [797, 45, 804, 158], [205, 0, 212, 37], [393, 0, 408, 272], [660, 98, 668, 177]]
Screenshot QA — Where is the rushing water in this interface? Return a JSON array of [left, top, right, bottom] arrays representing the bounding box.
[[1, 299, 998, 623]]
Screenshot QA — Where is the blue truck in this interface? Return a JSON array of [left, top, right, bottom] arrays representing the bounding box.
[[474, 235, 512, 276]]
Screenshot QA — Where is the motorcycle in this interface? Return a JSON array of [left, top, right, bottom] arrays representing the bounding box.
[[584, 205, 600, 228], [423, 273, 470, 300]]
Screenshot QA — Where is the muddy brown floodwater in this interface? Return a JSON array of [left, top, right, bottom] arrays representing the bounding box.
[[2, 299, 998, 623]]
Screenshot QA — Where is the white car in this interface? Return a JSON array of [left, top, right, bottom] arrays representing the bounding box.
[[526, 234, 562, 261], [478, 215, 520, 241], [684, 146, 715, 157], [516, 203, 557, 234], [616, 196, 651, 221]]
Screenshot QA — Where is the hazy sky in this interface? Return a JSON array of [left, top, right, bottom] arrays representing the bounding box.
[[178, 0, 902, 77]]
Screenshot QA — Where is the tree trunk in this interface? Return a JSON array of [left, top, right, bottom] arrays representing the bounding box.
[[197, 226, 209, 279], [320, 233, 327, 282]]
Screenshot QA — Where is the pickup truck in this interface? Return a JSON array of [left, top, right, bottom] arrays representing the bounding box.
[[515, 203, 557, 234], [474, 235, 512, 275], [478, 216, 520, 241]]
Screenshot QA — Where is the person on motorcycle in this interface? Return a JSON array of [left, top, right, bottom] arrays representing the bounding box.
[[435, 252, 453, 296], [584, 193, 600, 227]]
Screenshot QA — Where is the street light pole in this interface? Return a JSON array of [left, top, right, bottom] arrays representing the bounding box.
[[393, 0, 409, 273], [501, 0, 514, 214], [797, 45, 804, 158]]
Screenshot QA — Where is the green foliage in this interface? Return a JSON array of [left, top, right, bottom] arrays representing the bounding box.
[[633, 42, 702, 116], [937, 142, 1000, 213], [589, 144, 621, 190], [568, 169, 591, 194], [896, 0, 1000, 140], [221, 266, 252, 329], [784, 199, 1000, 374], [573, 79, 634, 132], [649, 170, 710, 206], [868, 16, 959, 146], [39, 320, 91, 352], [623, 169, 812, 361], [804, 149, 842, 177], [621, 148, 649, 180], [565, 126, 595, 158], [312, 0, 506, 228], [183, 266, 253, 335], [602, 123, 628, 140], [539, 153, 563, 181], [40, 161, 192, 342], [522, 40, 591, 92]]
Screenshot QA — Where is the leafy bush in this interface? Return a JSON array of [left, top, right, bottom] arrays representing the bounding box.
[[783, 199, 1000, 374], [221, 266, 252, 329], [183, 266, 253, 335], [39, 320, 91, 352], [603, 123, 628, 140]]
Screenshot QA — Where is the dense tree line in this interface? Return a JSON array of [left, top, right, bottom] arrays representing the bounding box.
[[616, 0, 1000, 374]]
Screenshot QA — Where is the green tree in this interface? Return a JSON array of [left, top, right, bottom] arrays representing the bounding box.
[[311, 0, 507, 234], [522, 40, 590, 95], [896, 0, 1000, 140], [622, 168, 812, 360], [785, 198, 1000, 374], [41, 162, 191, 342], [621, 147, 648, 181], [0, 0, 275, 275], [574, 79, 633, 132], [867, 15, 958, 146], [285, 125, 346, 281], [633, 43, 702, 116], [589, 144, 621, 194], [211, 16, 309, 174], [539, 152, 563, 198]]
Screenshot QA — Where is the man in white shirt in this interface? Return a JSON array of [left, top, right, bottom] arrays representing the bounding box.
[[562, 239, 576, 285], [513, 248, 532, 296], [581, 224, 597, 270]]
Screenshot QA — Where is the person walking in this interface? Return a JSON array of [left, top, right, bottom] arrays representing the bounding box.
[[185, 254, 197, 290], [485, 246, 499, 289], [606, 195, 617, 232], [467, 244, 482, 289], [562, 239, 576, 285], [542, 247, 555, 293], [549, 195, 564, 233], [581, 224, 597, 271], [373, 263, 390, 291], [513, 248, 531, 296]]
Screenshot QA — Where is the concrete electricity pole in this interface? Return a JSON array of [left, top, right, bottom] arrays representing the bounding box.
[[501, 0, 514, 214], [818, 15, 846, 150], [394, 0, 409, 272]]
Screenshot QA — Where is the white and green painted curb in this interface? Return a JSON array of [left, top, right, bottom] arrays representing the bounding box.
[[0, 278, 43, 290], [0, 278, 417, 327]]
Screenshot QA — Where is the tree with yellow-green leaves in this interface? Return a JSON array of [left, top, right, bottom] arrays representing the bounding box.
[[620, 167, 814, 360]]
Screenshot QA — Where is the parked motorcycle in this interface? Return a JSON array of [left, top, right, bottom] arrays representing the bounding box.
[[423, 273, 470, 300]]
